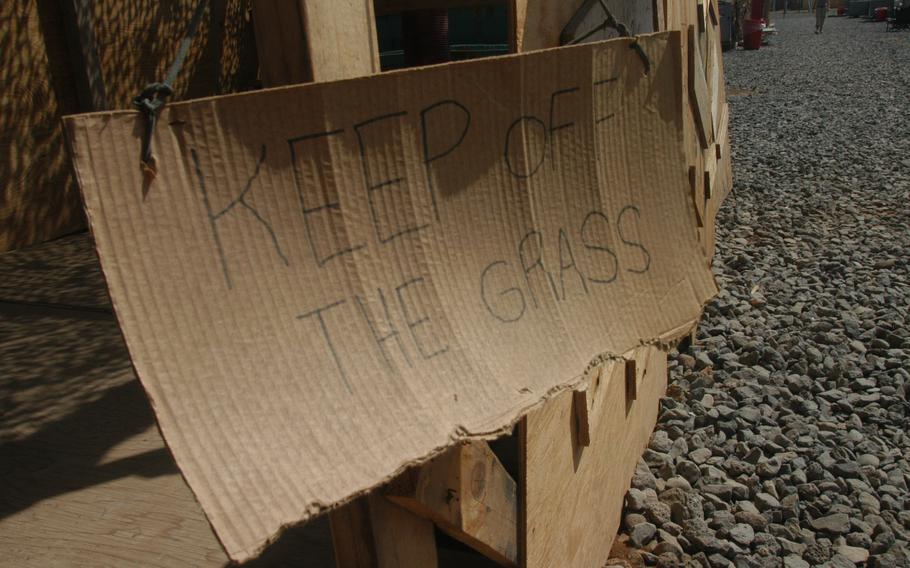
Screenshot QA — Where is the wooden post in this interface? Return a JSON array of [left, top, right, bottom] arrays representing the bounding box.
[[386, 441, 519, 567], [330, 495, 438, 568], [252, 0, 380, 87], [59, 0, 107, 111]]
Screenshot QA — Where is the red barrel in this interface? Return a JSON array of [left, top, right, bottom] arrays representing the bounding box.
[[743, 19, 762, 50], [874, 6, 888, 21]]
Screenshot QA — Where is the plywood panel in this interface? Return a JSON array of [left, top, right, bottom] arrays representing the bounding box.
[[521, 346, 668, 568]]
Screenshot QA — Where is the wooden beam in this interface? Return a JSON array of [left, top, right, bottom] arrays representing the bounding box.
[[654, 0, 666, 31], [252, 0, 380, 87], [330, 494, 438, 568], [508, 0, 528, 53], [687, 25, 714, 149], [385, 441, 518, 567], [59, 0, 106, 110]]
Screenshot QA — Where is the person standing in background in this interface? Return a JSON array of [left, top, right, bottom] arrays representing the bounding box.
[[815, 0, 828, 32]]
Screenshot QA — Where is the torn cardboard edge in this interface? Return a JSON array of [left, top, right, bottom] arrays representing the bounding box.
[[218, 319, 699, 561]]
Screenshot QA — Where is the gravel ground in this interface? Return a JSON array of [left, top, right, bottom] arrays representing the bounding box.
[[611, 14, 910, 568]]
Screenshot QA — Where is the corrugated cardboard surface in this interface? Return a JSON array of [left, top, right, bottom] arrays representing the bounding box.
[[65, 32, 715, 561]]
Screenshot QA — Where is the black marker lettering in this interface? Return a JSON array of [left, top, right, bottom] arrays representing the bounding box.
[[355, 291, 412, 372], [518, 230, 558, 308], [297, 300, 352, 393], [504, 116, 547, 179], [395, 277, 448, 360], [288, 130, 365, 267], [549, 87, 579, 161], [354, 112, 428, 243], [558, 227, 588, 300], [193, 145, 286, 289], [480, 260, 526, 323], [580, 211, 619, 284], [593, 77, 619, 124], [421, 100, 471, 221], [617, 205, 651, 273]]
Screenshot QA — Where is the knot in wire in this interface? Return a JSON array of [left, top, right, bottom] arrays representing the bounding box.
[[133, 82, 175, 167]]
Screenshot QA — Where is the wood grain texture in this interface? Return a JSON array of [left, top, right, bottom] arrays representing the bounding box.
[[687, 25, 714, 149], [330, 495, 438, 568], [386, 442, 518, 567], [253, 0, 379, 87], [0, 309, 227, 567], [521, 346, 668, 568], [2, 0, 260, 252]]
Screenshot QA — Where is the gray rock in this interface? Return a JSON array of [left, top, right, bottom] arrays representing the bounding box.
[[734, 511, 768, 532], [756, 458, 781, 478], [782, 556, 809, 568], [753, 493, 780, 512], [690, 447, 714, 465], [646, 501, 673, 527], [832, 461, 862, 479], [728, 524, 755, 547], [651, 430, 673, 453], [666, 476, 693, 491], [710, 510, 737, 531], [627, 488, 650, 512], [826, 554, 859, 568], [629, 522, 658, 547], [776, 537, 806, 556], [625, 513, 648, 529], [634, 458, 658, 490], [836, 545, 870, 564], [677, 460, 702, 485], [809, 513, 851, 535]]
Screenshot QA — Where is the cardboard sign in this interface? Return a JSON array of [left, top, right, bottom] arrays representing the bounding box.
[[65, 32, 715, 561]]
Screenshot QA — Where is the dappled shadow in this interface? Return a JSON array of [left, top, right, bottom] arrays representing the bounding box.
[[1, 0, 259, 251], [0, 380, 176, 520], [0, 231, 108, 307], [0, 1, 85, 251]]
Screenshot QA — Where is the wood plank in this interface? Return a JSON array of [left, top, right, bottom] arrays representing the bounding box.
[[253, 0, 380, 87], [665, 0, 683, 31], [654, 0, 666, 31], [687, 25, 714, 149], [715, 102, 733, 202], [59, 0, 106, 111], [508, 0, 528, 52], [521, 346, 669, 568], [331, 494, 438, 568], [386, 442, 518, 567]]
